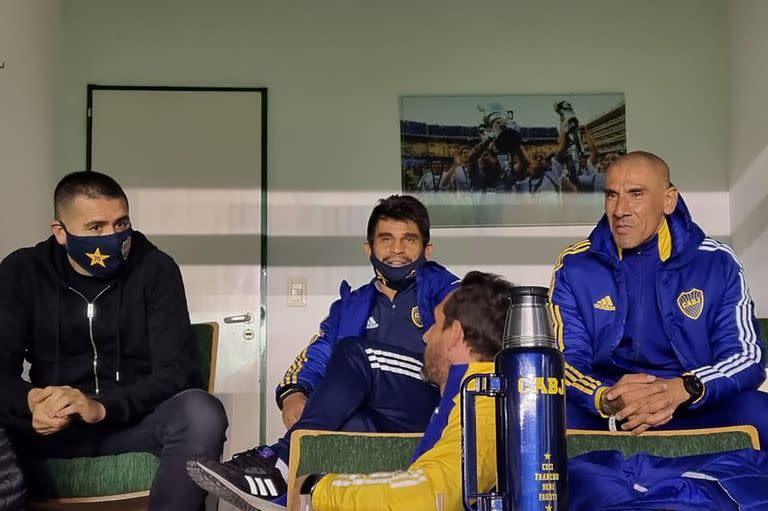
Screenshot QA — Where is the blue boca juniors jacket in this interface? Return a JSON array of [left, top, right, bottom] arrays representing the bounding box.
[[550, 196, 764, 415], [276, 261, 459, 404]]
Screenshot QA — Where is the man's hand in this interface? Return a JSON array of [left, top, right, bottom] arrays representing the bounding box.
[[617, 377, 689, 435], [28, 387, 70, 435], [30, 386, 106, 429], [601, 375, 690, 435], [600, 374, 662, 416], [53, 386, 107, 424], [281, 392, 308, 429]]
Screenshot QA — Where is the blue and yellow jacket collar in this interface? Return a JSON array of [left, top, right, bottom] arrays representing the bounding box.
[[589, 195, 705, 267], [616, 218, 672, 262], [410, 361, 495, 462]]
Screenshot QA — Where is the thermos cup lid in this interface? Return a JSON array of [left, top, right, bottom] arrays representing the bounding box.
[[503, 286, 556, 348], [509, 286, 549, 302]]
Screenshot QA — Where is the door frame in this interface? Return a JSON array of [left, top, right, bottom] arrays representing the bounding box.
[[86, 84, 270, 443]]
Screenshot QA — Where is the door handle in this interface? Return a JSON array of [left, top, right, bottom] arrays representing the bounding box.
[[223, 313, 254, 324]]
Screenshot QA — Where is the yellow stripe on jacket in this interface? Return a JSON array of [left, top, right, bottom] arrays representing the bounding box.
[[548, 240, 604, 396]]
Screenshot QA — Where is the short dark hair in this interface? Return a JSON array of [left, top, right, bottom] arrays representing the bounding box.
[[54, 171, 128, 219], [443, 271, 513, 361], [366, 195, 430, 246]]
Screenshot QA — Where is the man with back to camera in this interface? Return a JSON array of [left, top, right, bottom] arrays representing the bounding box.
[[550, 151, 768, 445], [0, 171, 228, 510], [186, 194, 460, 506], [194, 271, 512, 511]]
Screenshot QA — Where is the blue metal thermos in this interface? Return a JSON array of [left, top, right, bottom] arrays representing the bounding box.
[[461, 286, 567, 511]]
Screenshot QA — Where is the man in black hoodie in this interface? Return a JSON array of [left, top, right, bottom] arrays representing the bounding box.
[[0, 171, 228, 510]]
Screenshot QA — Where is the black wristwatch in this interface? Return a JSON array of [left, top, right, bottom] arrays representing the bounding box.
[[680, 373, 704, 408]]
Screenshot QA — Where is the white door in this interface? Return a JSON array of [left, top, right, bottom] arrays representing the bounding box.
[[88, 88, 268, 487]]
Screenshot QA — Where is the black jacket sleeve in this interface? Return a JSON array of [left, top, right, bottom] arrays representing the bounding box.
[[94, 253, 199, 425], [0, 251, 34, 428], [0, 426, 26, 509]]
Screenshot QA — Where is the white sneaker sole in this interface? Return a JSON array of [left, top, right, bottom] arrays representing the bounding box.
[[186, 460, 286, 511]]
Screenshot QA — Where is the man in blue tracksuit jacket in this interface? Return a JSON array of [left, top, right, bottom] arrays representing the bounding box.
[[186, 195, 460, 507], [275, 260, 458, 424], [273, 195, 459, 432], [551, 151, 768, 445]]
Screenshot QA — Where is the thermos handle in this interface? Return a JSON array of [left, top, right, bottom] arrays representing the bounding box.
[[460, 373, 504, 511]]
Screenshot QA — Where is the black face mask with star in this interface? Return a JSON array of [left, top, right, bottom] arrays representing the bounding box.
[[60, 224, 133, 279]]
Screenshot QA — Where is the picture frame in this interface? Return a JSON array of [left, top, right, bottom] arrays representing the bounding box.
[[400, 93, 626, 227]]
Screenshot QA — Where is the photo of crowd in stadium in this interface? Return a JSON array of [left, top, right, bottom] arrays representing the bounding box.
[[400, 93, 626, 227]]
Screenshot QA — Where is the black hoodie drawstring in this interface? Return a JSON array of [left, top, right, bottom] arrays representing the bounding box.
[[67, 285, 111, 395], [115, 282, 123, 383], [54, 286, 62, 384]]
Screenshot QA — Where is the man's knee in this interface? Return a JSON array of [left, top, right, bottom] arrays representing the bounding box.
[[724, 390, 768, 425], [729, 389, 768, 405], [339, 410, 377, 432], [165, 389, 228, 440]]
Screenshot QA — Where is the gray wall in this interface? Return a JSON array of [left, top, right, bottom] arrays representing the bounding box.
[[0, 0, 59, 256], [54, 0, 729, 193], [728, 0, 768, 315], [50, 0, 733, 275]]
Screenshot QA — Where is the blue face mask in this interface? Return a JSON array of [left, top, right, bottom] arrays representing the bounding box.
[[370, 253, 425, 291], [61, 224, 133, 279]]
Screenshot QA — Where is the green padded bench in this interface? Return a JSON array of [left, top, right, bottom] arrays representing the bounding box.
[[566, 426, 759, 457], [286, 426, 759, 509], [27, 322, 219, 510]]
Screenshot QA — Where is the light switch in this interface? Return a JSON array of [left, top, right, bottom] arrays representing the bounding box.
[[288, 278, 307, 307]]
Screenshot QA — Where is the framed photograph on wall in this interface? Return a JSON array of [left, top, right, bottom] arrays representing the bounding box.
[[400, 93, 626, 227]]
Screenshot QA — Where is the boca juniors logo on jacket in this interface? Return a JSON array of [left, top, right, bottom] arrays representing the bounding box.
[[411, 306, 423, 328], [677, 288, 704, 320]]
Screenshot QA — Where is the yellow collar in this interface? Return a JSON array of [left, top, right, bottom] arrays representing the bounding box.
[[617, 218, 672, 262]]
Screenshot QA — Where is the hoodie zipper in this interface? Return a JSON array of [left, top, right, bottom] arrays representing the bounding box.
[[68, 285, 111, 395]]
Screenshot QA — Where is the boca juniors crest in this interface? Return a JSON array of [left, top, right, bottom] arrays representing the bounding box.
[[411, 306, 423, 328], [677, 288, 704, 320]]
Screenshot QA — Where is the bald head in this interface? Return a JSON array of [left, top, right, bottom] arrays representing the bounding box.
[[603, 150, 678, 250], [609, 151, 670, 189]]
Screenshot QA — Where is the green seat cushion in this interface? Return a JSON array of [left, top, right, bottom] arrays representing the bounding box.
[[26, 452, 159, 498], [293, 430, 756, 477], [297, 435, 420, 476], [567, 430, 755, 458]]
